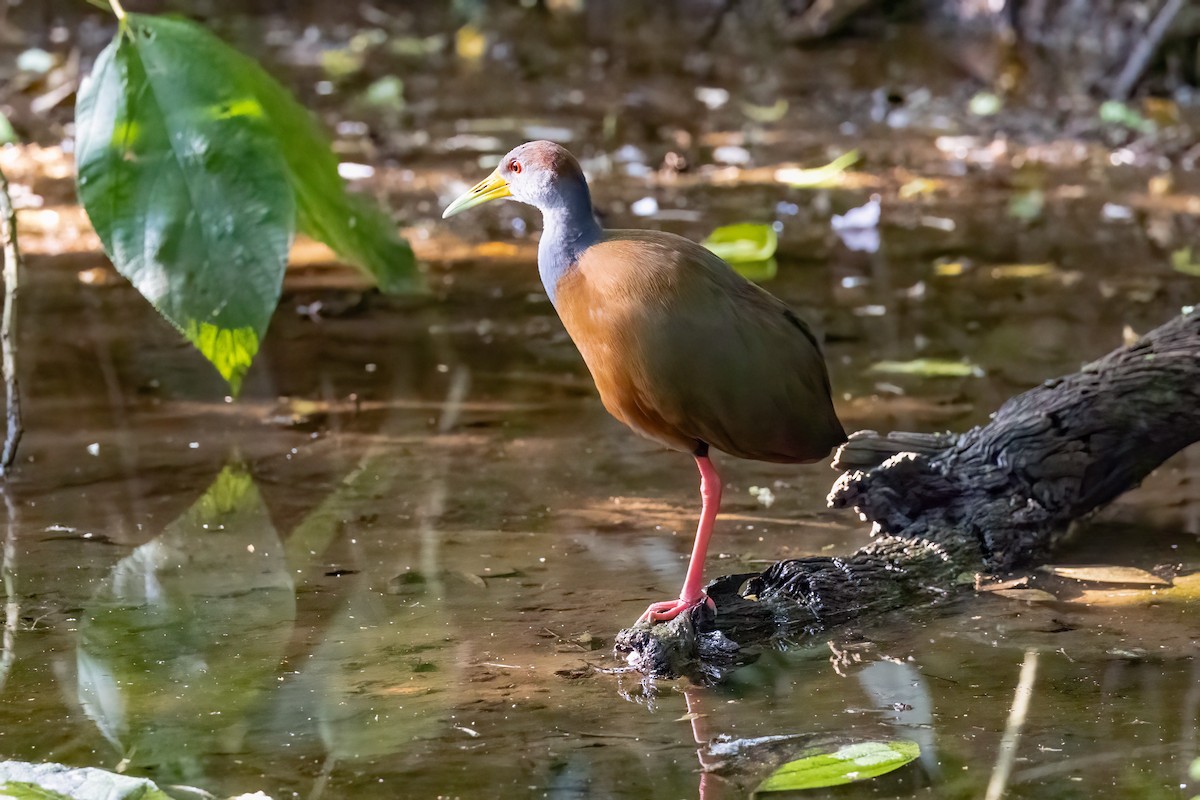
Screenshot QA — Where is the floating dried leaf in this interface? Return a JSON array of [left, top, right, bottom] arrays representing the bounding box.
[[775, 150, 860, 188], [1044, 565, 1169, 586], [990, 263, 1058, 279], [933, 261, 966, 277], [898, 178, 940, 198], [990, 588, 1058, 602], [742, 98, 788, 123]]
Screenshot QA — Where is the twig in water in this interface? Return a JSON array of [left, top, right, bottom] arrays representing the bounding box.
[[0, 487, 15, 694], [0, 166, 21, 478], [1111, 0, 1187, 100], [985, 649, 1040, 800]]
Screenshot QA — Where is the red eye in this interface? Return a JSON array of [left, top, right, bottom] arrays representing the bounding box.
[[508, 160, 522, 174]]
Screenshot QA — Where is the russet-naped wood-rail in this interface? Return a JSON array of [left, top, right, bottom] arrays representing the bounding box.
[[444, 141, 846, 624]]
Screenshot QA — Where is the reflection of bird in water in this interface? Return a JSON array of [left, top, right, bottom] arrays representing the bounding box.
[[444, 141, 845, 624]]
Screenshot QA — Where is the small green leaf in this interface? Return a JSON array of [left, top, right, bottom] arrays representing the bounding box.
[[320, 47, 364, 79], [702, 223, 778, 263], [742, 98, 788, 123], [0, 111, 15, 145], [867, 358, 985, 378], [755, 740, 920, 792], [1007, 188, 1045, 222], [16, 48, 55, 74], [1099, 100, 1155, 134], [363, 76, 406, 112], [968, 91, 1002, 117], [775, 150, 859, 188], [1171, 246, 1200, 276]]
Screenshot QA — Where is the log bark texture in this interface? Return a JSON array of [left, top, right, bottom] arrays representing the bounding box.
[[615, 308, 1200, 682]]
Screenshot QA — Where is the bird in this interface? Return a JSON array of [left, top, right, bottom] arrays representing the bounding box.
[[443, 141, 846, 625]]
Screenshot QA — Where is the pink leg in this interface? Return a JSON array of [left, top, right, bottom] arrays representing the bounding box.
[[638, 454, 723, 624]]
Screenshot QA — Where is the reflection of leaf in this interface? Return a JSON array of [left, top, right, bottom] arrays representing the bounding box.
[[0, 761, 172, 800], [275, 586, 461, 761], [775, 151, 859, 188], [867, 359, 984, 378], [273, 453, 458, 761], [702, 223, 778, 263], [77, 464, 294, 784], [754, 740, 920, 792], [1044, 565, 1168, 586], [732, 259, 778, 282]]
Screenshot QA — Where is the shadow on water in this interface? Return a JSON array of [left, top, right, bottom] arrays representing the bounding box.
[[1, 1, 1200, 798]]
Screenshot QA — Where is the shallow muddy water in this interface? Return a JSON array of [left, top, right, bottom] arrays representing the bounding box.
[[3, 2, 1200, 798]]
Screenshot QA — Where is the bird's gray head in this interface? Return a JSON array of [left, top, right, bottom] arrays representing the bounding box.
[[442, 140, 590, 218]]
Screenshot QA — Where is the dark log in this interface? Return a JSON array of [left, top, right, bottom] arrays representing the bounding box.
[[615, 308, 1200, 681]]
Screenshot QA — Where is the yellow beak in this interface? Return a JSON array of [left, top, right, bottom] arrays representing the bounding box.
[[442, 169, 512, 218]]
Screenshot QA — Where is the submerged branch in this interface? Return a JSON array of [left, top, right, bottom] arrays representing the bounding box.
[[0, 488, 16, 694], [615, 308, 1200, 681], [1111, 0, 1188, 99], [0, 167, 21, 478]]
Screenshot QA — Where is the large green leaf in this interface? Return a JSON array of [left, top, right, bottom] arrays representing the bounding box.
[[0, 762, 171, 800], [76, 14, 420, 393], [75, 14, 293, 393], [754, 740, 920, 793], [232, 44, 420, 294]]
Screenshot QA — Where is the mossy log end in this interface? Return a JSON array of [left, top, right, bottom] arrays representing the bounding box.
[[614, 308, 1200, 682]]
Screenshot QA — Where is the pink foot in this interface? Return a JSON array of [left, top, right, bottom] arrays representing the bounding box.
[[637, 594, 716, 624]]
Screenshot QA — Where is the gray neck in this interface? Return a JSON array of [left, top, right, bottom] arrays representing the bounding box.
[[538, 194, 602, 307]]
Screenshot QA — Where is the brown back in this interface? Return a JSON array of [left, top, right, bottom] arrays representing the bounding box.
[[555, 230, 845, 463]]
